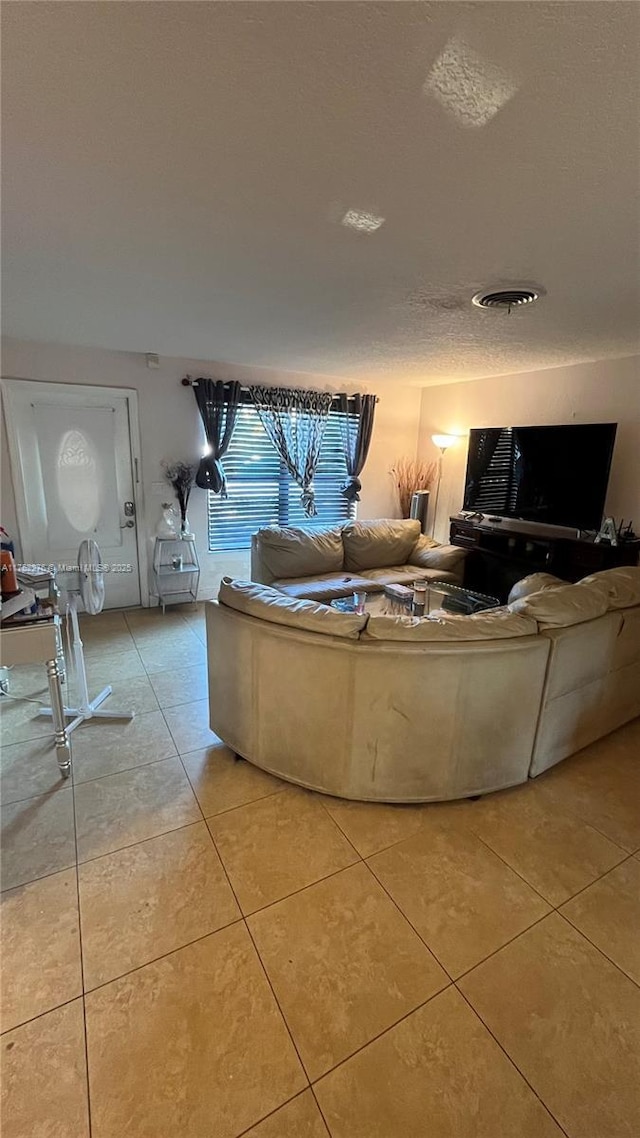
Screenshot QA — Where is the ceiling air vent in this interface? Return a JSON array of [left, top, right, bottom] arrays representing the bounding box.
[[472, 287, 541, 312]]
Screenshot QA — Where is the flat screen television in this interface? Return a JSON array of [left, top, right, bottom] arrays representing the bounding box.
[[462, 423, 617, 532]]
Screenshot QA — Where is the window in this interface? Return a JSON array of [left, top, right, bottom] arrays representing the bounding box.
[[207, 406, 355, 551]]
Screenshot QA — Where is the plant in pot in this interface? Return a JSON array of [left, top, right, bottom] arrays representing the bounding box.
[[162, 461, 197, 538], [390, 456, 438, 519]]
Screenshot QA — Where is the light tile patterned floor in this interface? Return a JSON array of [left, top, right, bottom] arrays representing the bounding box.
[[1, 604, 639, 1137]]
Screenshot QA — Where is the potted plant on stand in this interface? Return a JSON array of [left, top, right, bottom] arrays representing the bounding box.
[[390, 457, 438, 529], [162, 461, 197, 538]]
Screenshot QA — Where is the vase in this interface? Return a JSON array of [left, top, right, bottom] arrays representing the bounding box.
[[180, 513, 192, 538], [156, 504, 178, 539], [409, 490, 430, 533]]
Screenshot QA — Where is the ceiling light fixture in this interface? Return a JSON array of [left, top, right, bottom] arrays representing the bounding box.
[[341, 209, 385, 233]]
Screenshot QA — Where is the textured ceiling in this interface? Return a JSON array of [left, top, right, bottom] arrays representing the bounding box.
[[2, 1, 639, 384]]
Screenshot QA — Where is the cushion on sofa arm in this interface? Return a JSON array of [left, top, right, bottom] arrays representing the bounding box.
[[218, 578, 367, 638], [342, 518, 421, 571], [363, 607, 538, 641], [273, 572, 381, 602], [252, 525, 344, 582], [408, 541, 466, 579], [507, 572, 565, 604], [407, 534, 439, 558], [577, 566, 640, 610], [508, 581, 608, 628]]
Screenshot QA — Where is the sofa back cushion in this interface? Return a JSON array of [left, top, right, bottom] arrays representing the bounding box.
[[364, 606, 538, 641], [509, 581, 608, 628], [507, 572, 565, 604], [578, 566, 640, 610], [218, 577, 366, 639], [342, 518, 421, 571], [253, 525, 344, 582]]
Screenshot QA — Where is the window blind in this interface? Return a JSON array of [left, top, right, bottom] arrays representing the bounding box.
[[207, 406, 355, 551]]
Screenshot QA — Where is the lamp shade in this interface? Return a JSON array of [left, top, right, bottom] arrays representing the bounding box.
[[432, 433, 458, 451]]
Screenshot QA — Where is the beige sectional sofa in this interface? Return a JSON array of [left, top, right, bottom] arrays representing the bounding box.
[[206, 565, 640, 802], [510, 568, 640, 776], [250, 518, 467, 601]]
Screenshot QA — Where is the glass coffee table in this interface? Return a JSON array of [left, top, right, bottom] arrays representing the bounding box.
[[331, 580, 500, 618]]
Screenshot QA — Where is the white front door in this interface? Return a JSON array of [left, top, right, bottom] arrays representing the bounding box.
[[2, 380, 144, 609]]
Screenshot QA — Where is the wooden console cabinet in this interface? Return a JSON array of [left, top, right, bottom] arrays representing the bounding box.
[[450, 515, 640, 603]]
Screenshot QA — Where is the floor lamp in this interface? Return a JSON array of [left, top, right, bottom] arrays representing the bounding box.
[[431, 434, 458, 537]]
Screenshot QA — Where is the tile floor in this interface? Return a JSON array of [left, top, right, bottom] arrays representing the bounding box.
[[1, 603, 639, 1137]]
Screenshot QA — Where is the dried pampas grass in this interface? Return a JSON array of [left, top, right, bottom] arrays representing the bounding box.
[[391, 456, 438, 518]]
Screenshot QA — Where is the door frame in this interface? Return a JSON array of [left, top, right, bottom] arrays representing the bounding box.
[[1, 378, 149, 608]]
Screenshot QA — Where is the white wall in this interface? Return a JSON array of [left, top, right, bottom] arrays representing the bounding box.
[[1, 338, 422, 599], [418, 355, 640, 542]]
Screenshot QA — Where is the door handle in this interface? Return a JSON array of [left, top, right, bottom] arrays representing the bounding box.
[[120, 520, 135, 529]]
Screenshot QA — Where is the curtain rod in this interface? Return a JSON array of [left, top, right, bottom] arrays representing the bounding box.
[[181, 376, 378, 402]]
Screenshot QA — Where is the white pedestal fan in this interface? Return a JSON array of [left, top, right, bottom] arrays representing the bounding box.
[[39, 538, 133, 734]]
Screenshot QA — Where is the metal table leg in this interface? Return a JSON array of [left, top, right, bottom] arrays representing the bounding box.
[[46, 657, 71, 778], [55, 620, 66, 684]]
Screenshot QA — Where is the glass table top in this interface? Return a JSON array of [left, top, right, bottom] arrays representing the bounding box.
[[331, 580, 501, 618]]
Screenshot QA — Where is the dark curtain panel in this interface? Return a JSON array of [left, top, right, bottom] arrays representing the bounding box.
[[337, 393, 376, 501], [193, 380, 242, 496], [250, 386, 333, 516]]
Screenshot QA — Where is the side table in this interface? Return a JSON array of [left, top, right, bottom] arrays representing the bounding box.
[[0, 616, 71, 776], [151, 536, 200, 613]]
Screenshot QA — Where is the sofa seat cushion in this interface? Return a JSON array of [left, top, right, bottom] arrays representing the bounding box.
[[273, 572, 379, 602], [363, 607, 538, 642], [507, 573, 565, 604], [218, 578, 367, 638], [253, 525, 344, 581], [358, 566, 459, 586], [578, 566, 640, 610], [509, 581, 608, 628], [342, 518, 421, 571]]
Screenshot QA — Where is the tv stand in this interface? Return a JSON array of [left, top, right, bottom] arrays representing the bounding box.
[[450, 514, 639, 603]]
